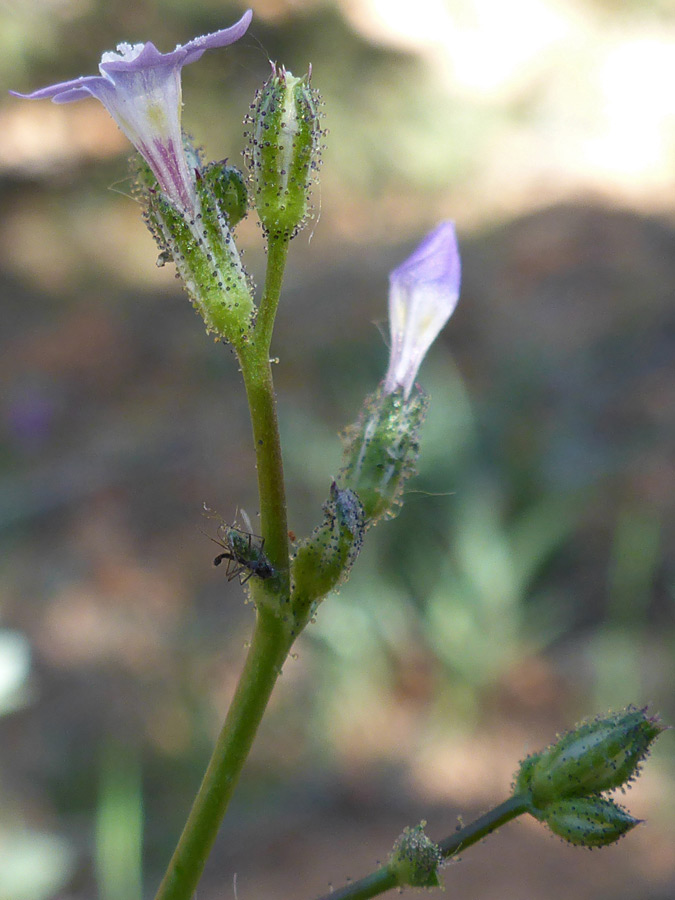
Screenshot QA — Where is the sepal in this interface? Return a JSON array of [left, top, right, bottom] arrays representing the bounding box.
[[290, 483, 365, 624], [339, 384, 428, 523], [135, 150, 255, 344], [389, 823, 442, 889]]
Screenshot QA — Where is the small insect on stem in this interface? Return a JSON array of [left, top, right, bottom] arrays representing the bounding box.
[[203, 505, 276, 585]]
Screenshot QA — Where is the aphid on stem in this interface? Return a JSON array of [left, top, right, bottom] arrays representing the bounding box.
[[203, 505, 276, 584]]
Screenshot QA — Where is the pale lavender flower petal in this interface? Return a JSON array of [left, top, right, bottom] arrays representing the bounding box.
[[383, 221, 461, 398], [10, 10, 253, 215]]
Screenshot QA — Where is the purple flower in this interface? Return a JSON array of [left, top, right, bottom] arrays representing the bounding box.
[[11, 10, 252, 216], [383, 221, 461, 398]]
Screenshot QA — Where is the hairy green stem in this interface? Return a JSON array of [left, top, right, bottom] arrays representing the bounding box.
[[314, 795, 529, 900], [437, 794, 529, 856], [255, 235, 290, 352], [154, 236, 294, 900], [154, 611, 294, 900], [238, 347, 290, 577], [319, 869, 399, 900], [239, 235, 291, 577]]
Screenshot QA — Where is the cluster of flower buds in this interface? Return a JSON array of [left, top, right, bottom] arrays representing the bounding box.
[[12, 11, 257, 345], [12, 8, 326, 339], [339, 221, 461, 524], [515, 707, 665, 847], [13, 9, 461, 614], [245, 64, 322, 242]]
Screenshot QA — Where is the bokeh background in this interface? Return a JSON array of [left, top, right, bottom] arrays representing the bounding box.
[[0, 0, 673, 898]]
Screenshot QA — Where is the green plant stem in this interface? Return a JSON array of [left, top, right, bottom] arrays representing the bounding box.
[[437, 794, 529, 856], [154, 236, 294, 900], [314, 795, 529, 900], [238, 235, 291, 575], [154, 610, 294, 900], [319, 869, 400, 900], [255, 235, 290, 352], [238, 347, 290, 576]]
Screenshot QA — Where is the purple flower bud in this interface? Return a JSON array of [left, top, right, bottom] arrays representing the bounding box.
[[383, 221, 461, 399], [10, 11, 252, 216]]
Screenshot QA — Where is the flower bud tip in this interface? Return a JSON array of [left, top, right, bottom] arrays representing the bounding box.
[[384, 221, 461, 398]]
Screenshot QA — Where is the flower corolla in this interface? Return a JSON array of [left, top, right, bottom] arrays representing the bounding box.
[[383, 221, 461, 398], [11, 11, 253, 216]]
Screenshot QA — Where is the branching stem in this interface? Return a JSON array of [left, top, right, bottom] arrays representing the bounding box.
[[314, 795, 529, 900], [239, 234, 291, 577], [153, 235, 293, 900]]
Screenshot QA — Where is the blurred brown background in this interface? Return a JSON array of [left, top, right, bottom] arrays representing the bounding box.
[[0, 1, 673, 899]]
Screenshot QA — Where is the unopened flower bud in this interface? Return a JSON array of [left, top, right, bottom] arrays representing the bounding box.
[[247, 65, 321, 241], [389, 823, 442, 889], [339, 385, 428, 523], [337, 223, 460, 523], [516, 707, 664, 806], [384, 221, 461, 399], [202, 161, 248, 229], [290, 483, 365, 623], [538, 797, 640, 848]]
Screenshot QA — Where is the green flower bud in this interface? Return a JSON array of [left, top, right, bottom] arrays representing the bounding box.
[[202, 161, 248, 229], [516, 707, 664, 806], [246, 65, 322, 241], [339, 385, 428, 523], [290, 483, 365, 623], [538, 797, 640, 848], [389, 823, 442, 889], [135, 150, 255, 345]]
